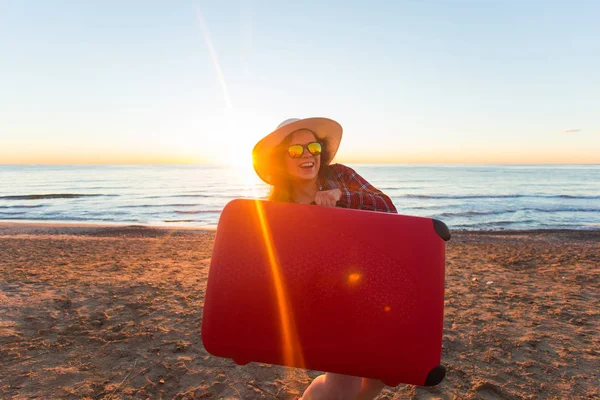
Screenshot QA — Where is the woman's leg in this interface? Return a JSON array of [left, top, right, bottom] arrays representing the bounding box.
[[355, 378, 386, 400], [299, 373, 362, 400]]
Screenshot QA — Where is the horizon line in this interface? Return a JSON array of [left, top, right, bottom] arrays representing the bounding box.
[[1, 162, 599, 166]]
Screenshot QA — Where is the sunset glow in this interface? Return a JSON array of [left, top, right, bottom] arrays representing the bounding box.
[[1, 2, 599, 165]]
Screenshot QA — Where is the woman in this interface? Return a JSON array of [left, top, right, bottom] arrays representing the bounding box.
[[252, 117, 397, 400]]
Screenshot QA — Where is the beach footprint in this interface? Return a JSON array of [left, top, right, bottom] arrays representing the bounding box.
[[474, 381, 515, 400]]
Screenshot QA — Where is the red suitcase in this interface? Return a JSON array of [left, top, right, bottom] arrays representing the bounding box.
[[201, 199, 449, 387]]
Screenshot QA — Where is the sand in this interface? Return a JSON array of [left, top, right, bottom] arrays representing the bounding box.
[[0, 223, 598, 399]]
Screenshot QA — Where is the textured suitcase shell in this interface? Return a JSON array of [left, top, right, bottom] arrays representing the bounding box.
[[201, 199, 449, 387]]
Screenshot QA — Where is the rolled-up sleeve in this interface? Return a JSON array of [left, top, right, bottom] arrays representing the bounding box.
[[332, 165, 397, 213]]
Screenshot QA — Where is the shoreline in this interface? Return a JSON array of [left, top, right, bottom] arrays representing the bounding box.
[[0, 220, 597, 234], [0, 221, 217, 232]]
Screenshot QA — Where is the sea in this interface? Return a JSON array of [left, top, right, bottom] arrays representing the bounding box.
[[0, 164, 598, 231]]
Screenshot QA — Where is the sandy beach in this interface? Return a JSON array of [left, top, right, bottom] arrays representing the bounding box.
[[0, 223, 598, 399]]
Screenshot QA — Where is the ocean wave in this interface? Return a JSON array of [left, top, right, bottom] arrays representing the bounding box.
[[82, 211, 130, 217], [483, 219, 536, 226], [163, 219, 195, 223], [433, 207, 600, 218], [556, 195, 600, 199], [403, 204, 453, 210], [379, 187, 422, 191], [0, 204, 46, 209], [143, 194, 238, 200], [528, 207, 600, 213], [178, 194, 217, 198], [0, 216, 121, 222], [450, 223, 598, 231], [402, 194, 600, 200], [118, 204, 201, 208], [434, 210, 511, 218], [175, 210, 222, 214], [144, 194, 212, 199], [583, 223, 600, 228], [62, 187, 128, 191], [0, 194, 114, 200]]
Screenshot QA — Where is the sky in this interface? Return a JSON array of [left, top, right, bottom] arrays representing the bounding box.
[[0, 0, 599, 165]]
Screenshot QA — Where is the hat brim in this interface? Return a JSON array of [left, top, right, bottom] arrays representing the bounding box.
[[252, 117, 342, 185]]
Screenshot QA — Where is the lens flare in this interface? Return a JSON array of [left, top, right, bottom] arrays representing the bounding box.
[[348, 272, 361, 285], [196, 9, 232, 109], [253, 200, 305, 368]]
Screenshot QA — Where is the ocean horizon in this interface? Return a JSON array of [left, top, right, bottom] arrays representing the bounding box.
[[1, 164, 598, 231]]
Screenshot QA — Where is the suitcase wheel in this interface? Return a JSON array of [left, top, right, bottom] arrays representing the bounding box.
[[424, 364, 446, 386]]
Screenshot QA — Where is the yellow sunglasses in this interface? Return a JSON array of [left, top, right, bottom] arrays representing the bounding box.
[[287, 142, 322, 158]]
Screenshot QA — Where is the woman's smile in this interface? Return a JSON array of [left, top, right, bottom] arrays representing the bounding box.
[[285, 129, 322, 181]]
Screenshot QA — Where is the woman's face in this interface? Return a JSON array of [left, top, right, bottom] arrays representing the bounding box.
[[284, 129, 321, 182]]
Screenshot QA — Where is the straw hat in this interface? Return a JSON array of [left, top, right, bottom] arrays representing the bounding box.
[[252, 117, 343, 185]]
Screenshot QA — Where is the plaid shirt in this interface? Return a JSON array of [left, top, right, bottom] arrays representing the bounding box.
[[317, 164, 397, 213]]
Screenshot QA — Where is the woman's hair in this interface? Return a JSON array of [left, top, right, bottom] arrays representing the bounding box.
[[268, 131, 332, 202]]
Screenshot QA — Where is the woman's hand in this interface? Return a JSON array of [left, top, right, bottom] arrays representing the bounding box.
[[314, 188, 342, 207]]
